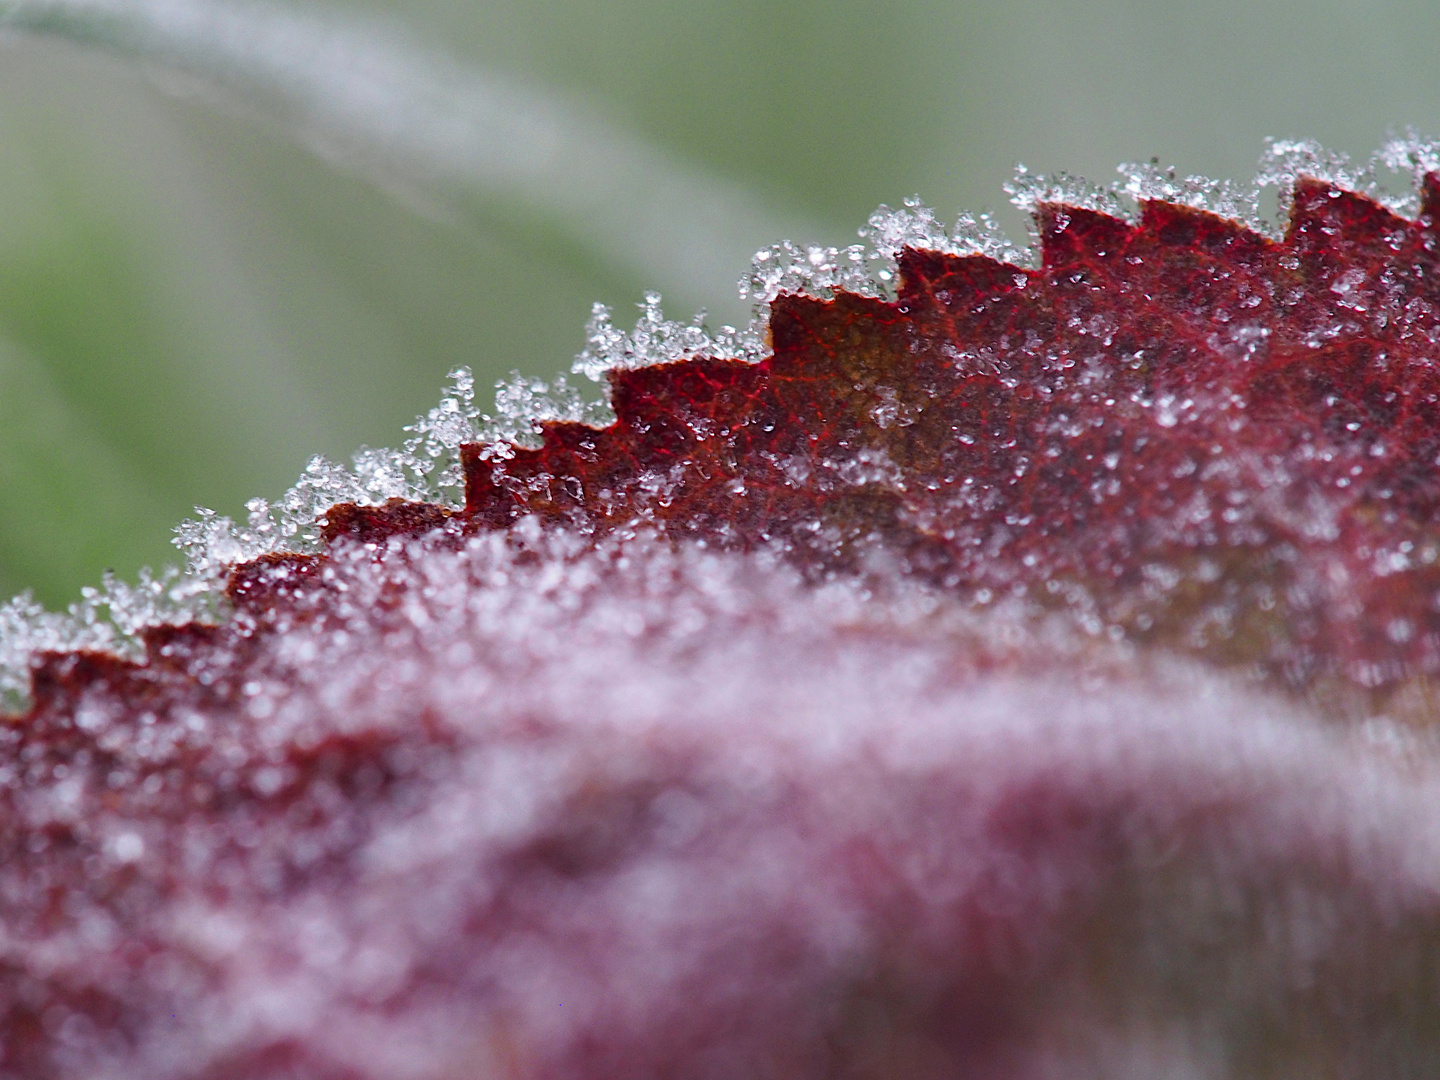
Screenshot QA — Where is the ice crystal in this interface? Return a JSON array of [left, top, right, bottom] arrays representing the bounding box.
[[742, 197, 1028, 310], [0, 594, 67, 713], [571, 292, 765, 383], [478, 371, 610, 452], [1378, 130, 1440, 185], [741, 239, 880, 305], [1375, 129, 1440, 217], [0, 566, 217, 714], [1254, 137, 1392, 224], [398, 364, 487, 496], [862, 197, 1029, 269], [1118, 158, 1263, 231], [1005, 162, 1130, 219]]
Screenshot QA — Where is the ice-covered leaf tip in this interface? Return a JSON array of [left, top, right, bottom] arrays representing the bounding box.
[[8, 140, 1440, 1079]]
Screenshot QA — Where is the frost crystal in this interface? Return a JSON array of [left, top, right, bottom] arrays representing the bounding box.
[[1118, 159, 1263, 231], [742, 197, 1029, 313], [571, 292, 765, 383], [862, 197, 1032, 276], [0, 594, 64, 712], [1375, 129, 1440, 217], [0, 566, 218, 714], [741, 240, 880, 305], [1005, 163, 1130, 220], [170, 368, 487, 577], [479, 371, 611, 452], [1378, 130, 1440, 184], [1253, 138, 1400, 225]]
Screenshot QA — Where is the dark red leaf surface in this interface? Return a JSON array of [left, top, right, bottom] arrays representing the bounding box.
[[8, 173, 1440, 1078], [449, 175, 1440, 712]]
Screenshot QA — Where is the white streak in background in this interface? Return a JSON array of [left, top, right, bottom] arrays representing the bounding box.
[[0, 0, 821, 310]]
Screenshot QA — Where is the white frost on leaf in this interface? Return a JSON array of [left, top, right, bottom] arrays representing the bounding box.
[[1118, 159, 1264, 232], [7, 137, 1440, 712], [863, 197, 1030, 270], [401, 364, 485, 493], [0, 566, 219, 713], [571, 292, 765, 384], [479, 371, 612, 453], [1255, 138, 1373, 224], [1252, 137, 1435, 225], [1374, 128, 1440, 218], [1005, 163, 1132, 221], [741, 197, 1029, 312], [741, 239, 881, 305]]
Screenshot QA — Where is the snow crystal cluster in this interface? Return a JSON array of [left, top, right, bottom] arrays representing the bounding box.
[[1117, 160, 1264, 230], [571, 292, 767, 382], [177, 366, 604, 558], [0, 567, 220, 713], [739, 134, 1440, 315], [742, 197, 1029, 307]]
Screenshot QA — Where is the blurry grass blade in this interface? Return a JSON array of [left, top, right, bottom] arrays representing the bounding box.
[[0, 0, 815, 305], [0, 331, 170, 603]]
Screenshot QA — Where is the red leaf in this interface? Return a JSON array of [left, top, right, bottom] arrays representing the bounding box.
[[9, 165, 1440, 1078], [406, 176, 1440, 710]]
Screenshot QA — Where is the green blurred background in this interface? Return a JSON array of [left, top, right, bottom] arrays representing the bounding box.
[[1, 0, 1439, 607]]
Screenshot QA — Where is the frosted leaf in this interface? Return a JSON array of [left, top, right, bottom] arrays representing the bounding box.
[[741, 240, 880, 305], [1373, 129, 1440, 217], [476, 371, 610, 454], [1254, 138, 1390, 225], [861, 197, 1031, 279], [400, 366, 485, 498], [10, 133, 1440, 723], [1118, 159, 1263, 231], [1005, 163, 1130, 220], [572, 292, 765, 383], [8, 138, 1440, 1075]]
